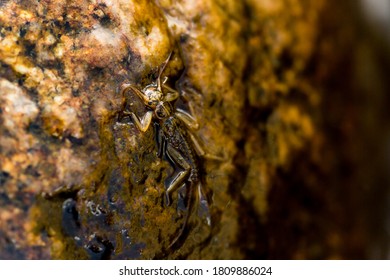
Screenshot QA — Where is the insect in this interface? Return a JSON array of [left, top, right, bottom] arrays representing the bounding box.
[[119, 52, 214, 247]]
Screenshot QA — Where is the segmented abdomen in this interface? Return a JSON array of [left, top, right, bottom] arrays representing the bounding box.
[[163, 116, 200, 181]]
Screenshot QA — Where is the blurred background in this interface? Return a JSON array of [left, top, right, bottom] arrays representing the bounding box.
[[262, 0, 390, 259], [358, 0, 390, 259]]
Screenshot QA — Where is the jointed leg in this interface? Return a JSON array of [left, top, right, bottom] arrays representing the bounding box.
[[120, 110, 153, 132], [179, 87, 202, 115], [188, 132, 226, 161], [162, 84, 180, 102], [120, 83, 149, 104], [158, 76, 180, 102], [175, 109, 199, 130], [174, 86, 202, 131], [165, 145, 191, 205], [197, 182, 211, 226], [130, 111, 153, 132], [162, 82, 175, 93]]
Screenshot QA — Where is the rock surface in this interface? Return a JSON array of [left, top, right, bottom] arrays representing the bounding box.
[[0, 0, 389, 259]]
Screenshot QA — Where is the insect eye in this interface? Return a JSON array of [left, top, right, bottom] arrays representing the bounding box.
[[148, 100, 157, 107]]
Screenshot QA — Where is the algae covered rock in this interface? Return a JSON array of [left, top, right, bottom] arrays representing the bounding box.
[[0, 0, 241, 259]]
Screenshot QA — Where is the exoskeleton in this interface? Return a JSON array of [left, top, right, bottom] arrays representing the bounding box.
[[119, 52, 214, 247]]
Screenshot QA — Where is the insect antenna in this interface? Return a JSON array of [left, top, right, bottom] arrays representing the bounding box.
[[157, 51, 173, 92]]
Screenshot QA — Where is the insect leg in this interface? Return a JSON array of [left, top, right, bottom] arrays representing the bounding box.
[[168, 183, 193, 249], [130, 111, 153, 132], [161, 83, 176, 93], [120, 83, 150, 105], [178, 86, 202, 118], [158, 75, 180, 102], [118, 84, 151, 125], [187, 131, 226, 161], [197, 182, 211, 226], [163, 87, 180, 102], [164, 145, 191, 206], [175, 109, 199, 131]]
